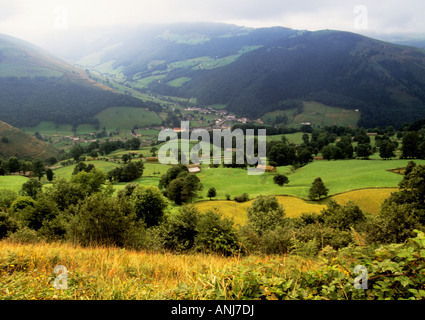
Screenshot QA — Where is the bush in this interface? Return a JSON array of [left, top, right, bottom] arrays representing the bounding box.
[[246, 195, 286, 235], [130, 185, 168, 227], [258, 225, 293, 254], [67, 193, 141, 247], [0, 211, 18, 239], [160, 205, 200, 252], [273, 173, 289, 186], [20, 179, 43, 199], [0, 189, 18, 208], [234, 193, 249, 203], [194, 209, 239, 256], [10, 196, 35, 213], [321, 201, 366, 231], [17, 193, 60, 231], [7, 226, 40, 244]]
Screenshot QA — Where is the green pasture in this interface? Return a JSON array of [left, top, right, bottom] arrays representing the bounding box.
[[261, 101, 360, 129], [95, 107, 162, 130], [0, 176, 29, 193], [53, 160, 120, 180], [267, 132, 310, 145], [196, 159, 425, 200], [1, 158, 422, 205], [167, 77, 191, 88]]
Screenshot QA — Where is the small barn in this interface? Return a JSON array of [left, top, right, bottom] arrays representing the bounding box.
[[257, 165, 276, 173], [187, 164, 202, 173]]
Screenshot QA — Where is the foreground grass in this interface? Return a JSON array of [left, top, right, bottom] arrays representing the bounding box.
[[3, 231, 425, 300], [0, 241, 317, 300]]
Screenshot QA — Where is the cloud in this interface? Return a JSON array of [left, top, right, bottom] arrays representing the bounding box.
[[0, 0, 424, 45]]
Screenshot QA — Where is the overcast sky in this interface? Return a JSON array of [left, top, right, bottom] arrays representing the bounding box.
[[1, 0, 425, 46]]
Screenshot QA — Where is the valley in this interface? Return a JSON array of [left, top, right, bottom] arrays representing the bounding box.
[[1, 21, 425, 302]]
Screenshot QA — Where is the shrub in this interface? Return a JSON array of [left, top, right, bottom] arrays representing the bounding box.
[[130, 185, 168, 227], [20, 179, 43, 199], [18, 193, 60, 231], [194, 209, 239, 256], [160, 205, 200, 252], [273, 173, 289, 186], [0, 211, 18, 239], [258, 225, 293, 254], [67, 193, 141, 247], [246, 195, 286, 235], [7, 226, 40, 243], [10, 196, 36, 213], [0, 189, 18, 208], [234, 193, 249, 203], [321, 201, 366, 231]]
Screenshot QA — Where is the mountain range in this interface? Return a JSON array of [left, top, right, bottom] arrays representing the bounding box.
[[0, 33, 158, 128], [2, 22, 425, 131]]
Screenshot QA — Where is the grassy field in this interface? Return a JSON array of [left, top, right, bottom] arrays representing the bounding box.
[[0, 240, 317, 300], [0, 158, 415, 220], [267, 132, 310, 145], [196, 159, 423, 200], [0, 175, 29, 193], [95, 107, 163, 130], [167, 77, 192, 88], [53, 160, 120, 180], [195, 188, 397, 226], [0, 120, 60, 160], [261, 101, 360, 129]]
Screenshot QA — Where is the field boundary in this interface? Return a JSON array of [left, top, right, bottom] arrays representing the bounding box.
[[194, 186, 399, 204]]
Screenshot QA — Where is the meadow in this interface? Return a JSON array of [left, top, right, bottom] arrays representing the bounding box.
[[0, 175, 29, 193], [0, 240, 318, 300], [0, 156, 417, 219], [195, 188, 398, 226], [261, 101, 360, 129], [95, 107, 163, 130], [196, 159, 424, 200], [1, 230, 424, 300]]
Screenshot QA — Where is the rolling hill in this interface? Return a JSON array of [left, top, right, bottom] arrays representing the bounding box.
[[0, 33, 162, 129], [62, 23, 425, 128], [0, 120, 60, 160]]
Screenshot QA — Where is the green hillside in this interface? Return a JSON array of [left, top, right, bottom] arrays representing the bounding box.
[[68, 23, 425, 129], [95, 107, 163, 130], [0, 120, 60, 160], [0, 34, 162, 129]]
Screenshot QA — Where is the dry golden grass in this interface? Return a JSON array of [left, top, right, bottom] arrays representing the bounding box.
[[195, 188, 397, 225], [329, 188, 398, 215], [0, 240, 318, 300]]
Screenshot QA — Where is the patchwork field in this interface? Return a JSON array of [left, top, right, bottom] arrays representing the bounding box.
[[197, 159, 424, 200], [0, 157, 417, 222], [195, 188, 397, 226]]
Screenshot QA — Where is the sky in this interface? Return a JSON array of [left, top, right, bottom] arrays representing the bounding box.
[[1, 0, 425, 46]]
